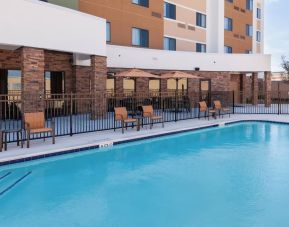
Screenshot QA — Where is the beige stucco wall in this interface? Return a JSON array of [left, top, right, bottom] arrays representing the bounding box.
[[164, 0, 206, 52]]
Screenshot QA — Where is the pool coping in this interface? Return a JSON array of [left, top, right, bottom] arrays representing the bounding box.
[[0, 119, 288, 166]]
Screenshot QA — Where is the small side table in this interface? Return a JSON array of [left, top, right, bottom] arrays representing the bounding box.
[[0, 129, 23, 152], [134, 116, 144, 131]]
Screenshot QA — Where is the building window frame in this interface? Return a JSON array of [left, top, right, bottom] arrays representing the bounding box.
[[106, 21, 111, 43], [257, 8, 262, 19], [164, 37, 176, 51], [164, 2, 176, 20], [196, 43, 206, 53], [224, 45, 233, 54], [256, 31, 261, 42], [246, 0, 253, 11], [132, 0, 149, 8], [246, 24, 253, 37], [196, 12, 206, 28], [132, 27, 149, 48], [224, 17, 233, 31]]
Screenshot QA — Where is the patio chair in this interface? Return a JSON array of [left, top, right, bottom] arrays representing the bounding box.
[[142, 105, 164, 129], [198, 101, 216, 120], [114, 107, 137, 134], [213, 100, 231, 118], [24, 112, 55, 148]]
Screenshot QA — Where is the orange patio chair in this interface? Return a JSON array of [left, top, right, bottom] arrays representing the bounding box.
[[198, 101, 216, 120], [24, 112, 55, 148], [213, 100, 231, 118], [142, 105, 164, 129], [114, 107, 137, 134]]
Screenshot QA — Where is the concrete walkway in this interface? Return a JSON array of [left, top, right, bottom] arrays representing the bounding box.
[[1, 114, 289, 164]]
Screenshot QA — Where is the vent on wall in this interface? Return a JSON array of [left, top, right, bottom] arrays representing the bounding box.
[[188, 25, 195, 31], [151, 12, 162, 18], [178, 23, 186, 29]]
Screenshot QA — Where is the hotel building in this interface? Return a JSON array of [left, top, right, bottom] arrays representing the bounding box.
[[0, 0, 270, 114]]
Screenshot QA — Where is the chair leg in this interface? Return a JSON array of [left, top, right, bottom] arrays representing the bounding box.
[[0, 131, 3, 152], [121, 121, 124, 134], [52, 130, 55, 145], [4, 132, 7, 151], [17, 131, 19, 147], [26, 131, 30, 148], [20, 131, 23, 148], [150, 119, 153, 129]]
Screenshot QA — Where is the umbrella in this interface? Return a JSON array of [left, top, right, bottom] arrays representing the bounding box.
[[115, 69, 160, 78], [161, 71, 203, 91]]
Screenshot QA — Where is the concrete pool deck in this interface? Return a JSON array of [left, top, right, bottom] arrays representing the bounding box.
[[1, 114, 289, 165]]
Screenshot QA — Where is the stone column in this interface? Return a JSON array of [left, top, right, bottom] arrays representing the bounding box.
[[74, 66, 91, 94], [90, 55, 107, 118], [115, 77, 124, 94], [187, 78, 200, 108], [135, 77, 149, 96], [21, 47, 45, 113], [264, 71, 272, 107], [241, 73, 248, 104], [252, 72, 259, 105], [160, 78, 168, 95]]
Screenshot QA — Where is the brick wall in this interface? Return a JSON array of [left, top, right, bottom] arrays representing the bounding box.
[[21, 47, 45, 113], [74, 66, 92, 94], [135, 77, 149, 95], [0, 49, 21, 69], [91, 56, 107, 118], [44, 50, 74, 93]]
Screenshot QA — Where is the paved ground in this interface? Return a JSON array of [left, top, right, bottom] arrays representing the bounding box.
[[1, 114, 289, 164]]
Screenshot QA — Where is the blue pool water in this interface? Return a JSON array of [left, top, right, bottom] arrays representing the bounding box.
[[1, 122, 289, 227]]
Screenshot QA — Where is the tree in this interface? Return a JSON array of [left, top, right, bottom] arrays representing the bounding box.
[[281, 55, 289, 80]]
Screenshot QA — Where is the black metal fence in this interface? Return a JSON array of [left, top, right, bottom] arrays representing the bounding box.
[[1, 89, 289, 143]]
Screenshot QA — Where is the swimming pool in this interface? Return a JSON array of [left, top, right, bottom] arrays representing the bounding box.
[[1, 122, 289, 227]]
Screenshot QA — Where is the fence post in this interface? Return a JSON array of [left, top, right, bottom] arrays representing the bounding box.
[[232, 91, 235, 114], [175, 90, 178, 122], [70, 92, 73, 136], [278, 83, 281, 115]]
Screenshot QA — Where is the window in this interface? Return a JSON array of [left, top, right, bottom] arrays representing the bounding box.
[[164, 37, 176, 51], [196, 43, 206, 53], [106, 22, 111, 42], [246, 24, 253, 37], [106, 77, 115, 93], [164, 2, 176, 20], [0, 70, 22, 95], [149, 79, 160, 91], [45, 71, 65, 95], [196, 12, 206, 28], [224, 17, 233, 31], [256, 31, 261, 42], [123, 78, 135, 93], [246, 0, 253, 11], [132, 0, 149, 7], [257, 8, 262, 19], [132, 28, 149, 47], [167, 78, 187, 91], [224, 46, 233, 53]]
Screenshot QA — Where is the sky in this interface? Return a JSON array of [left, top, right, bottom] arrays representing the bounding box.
[[265, 0, 289, 72]]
